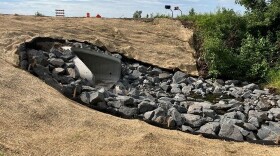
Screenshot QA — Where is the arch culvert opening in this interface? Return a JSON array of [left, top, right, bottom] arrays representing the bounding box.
[[18, 37, 280, 145]]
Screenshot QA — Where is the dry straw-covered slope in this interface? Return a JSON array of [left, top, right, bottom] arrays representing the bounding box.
[[0, 15, 280, 155], [0, 14, 197, 75]]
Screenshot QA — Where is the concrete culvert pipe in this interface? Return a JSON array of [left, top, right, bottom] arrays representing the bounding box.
[[71, 47, 122, 89]]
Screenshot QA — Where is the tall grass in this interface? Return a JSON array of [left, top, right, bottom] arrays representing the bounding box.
[[266, 69, 280, 92]]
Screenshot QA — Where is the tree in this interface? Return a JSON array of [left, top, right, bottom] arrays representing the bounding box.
[[235, 0, 268, 11], [189, 8, 196, 16], [133, 10, 142, 18]]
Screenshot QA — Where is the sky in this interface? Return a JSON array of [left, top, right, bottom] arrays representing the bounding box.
[[0, 0, 245, 18]]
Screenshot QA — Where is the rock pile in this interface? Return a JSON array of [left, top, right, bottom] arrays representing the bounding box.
[[18, 37, 280, 144]]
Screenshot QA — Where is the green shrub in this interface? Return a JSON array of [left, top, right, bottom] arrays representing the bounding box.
[[154, 13, 171, 18], [133, 10, 142, 18], [266, 68, 280, 92], [35, 11, 45, 17], [179, 8, 247, 79]]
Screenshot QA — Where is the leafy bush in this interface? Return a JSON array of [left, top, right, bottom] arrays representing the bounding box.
[[266, 68, 280, 92], [179, 9, 247, 79], [133, 10, 142, 18], [35, 11, 45, 17], [153, 13, 171, 18]]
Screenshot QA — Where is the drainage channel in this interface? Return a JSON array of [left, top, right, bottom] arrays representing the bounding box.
[[18, 37, 280, 145]]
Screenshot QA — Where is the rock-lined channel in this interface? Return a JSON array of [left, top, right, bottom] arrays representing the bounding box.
[[18, 37, 280, 145]]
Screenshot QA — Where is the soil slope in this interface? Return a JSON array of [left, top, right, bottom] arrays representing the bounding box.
[[0, 14, 280, 156], [0, 14, 197, 75]]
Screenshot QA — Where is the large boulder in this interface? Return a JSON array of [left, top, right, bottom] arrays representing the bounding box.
[[198, 122, 220, 135], [257, 122, 280, 140], [89, 91, 105, 104], [172, 71, 187, 84], [182, 114, 206, 128], [268, 108, 280, 120], [218, 120, 244, 141], [138, 101, 157, 114], [168, 107, 183, 126], [119, 106, 138, 117]]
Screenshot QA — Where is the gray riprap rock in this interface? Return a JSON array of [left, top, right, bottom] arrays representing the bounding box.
[[113, 82, 126, 95], [131, 70, 142, 78], [225, 80, 240, 85], [222, 111, 246, 122], [186, 77, 197, 85], [172, 71, 187, 84], [171, 86, 181, 94], [229, 87, 243, 98], [65, 62, 75, 68], [89, 91, 105, 104], [182, 114, 206, 128], [49, 58, 65, 67], [248, 117, 260, 128], [194, 80, 203, 89], [150, 68, 162, 76], [158, 97, 174, 103], [20, 60, 28, 69], [243, 83, 259, 91], [268, 108, 280, 120], [52, 68, 65, 75], [60, 50, 75, 61], [152, 107, 167, 121], [242, 91, 252, 99], [116, 96, 134, 106], [107, 100, 122, 108], [243, 123, 258, 131], [59, 76, 75, 84], [160, 82, 171, 91], [174, 94, 186, 102], [80, 92, 90, 104], [198, 122, 220, 135], [137, 65, 147, 73], [256, 100, 271, 111], [211, 101, 233, 111], [156, 92, 168, 98], [33, 64, 50, 79], [27, 49, 48, 66], [159, 73, 171, 80], [119, 106, 138, 117], [188, 104, 202, 115], [168, 107, 183, 126], [248, 110, 269, 123], [253, 89, 269, 95], [167, 117, 176, 128], [213, 86, 223, 94], [182, 85, 192, 95], [66, 68, 79, 79], [138, 101, 156, 114], [218, 120, 244, 141], [173, 104, 188, 113], [257, 122, 280, 140], [144, 111, 155, 120], [203, 108, 216, 119], [81, 85, 96, 92], [182, 125, 194, 132]]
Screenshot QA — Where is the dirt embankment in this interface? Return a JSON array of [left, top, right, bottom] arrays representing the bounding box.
[[0, 14, 280, 155], [0, 14, 198, 75]]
